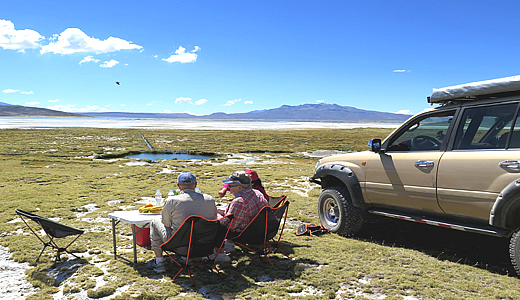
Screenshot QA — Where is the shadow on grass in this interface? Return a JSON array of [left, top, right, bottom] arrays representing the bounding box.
[[135, 240, 313, 297], [354, 218, 517, 276], [28, 257, 90, 286]]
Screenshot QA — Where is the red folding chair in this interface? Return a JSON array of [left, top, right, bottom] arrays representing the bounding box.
[[230, 200, 290, 266], [16, 209, 84, 263], [267, 194, 287, 208], [160, 214, 234, 284]]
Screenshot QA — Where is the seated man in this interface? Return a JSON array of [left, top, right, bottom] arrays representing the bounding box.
[[219, 170, 269, 252], [149, 172, 220, 273]]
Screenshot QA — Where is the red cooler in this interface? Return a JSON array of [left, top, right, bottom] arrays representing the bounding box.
[[134, 225, 151, 246]]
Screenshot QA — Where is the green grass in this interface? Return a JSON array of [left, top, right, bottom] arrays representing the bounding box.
[[1, 127, 520, 299]]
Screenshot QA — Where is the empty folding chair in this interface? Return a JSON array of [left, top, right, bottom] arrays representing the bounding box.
[[230, 200, 290, 266], [15, 209, 84, 263]]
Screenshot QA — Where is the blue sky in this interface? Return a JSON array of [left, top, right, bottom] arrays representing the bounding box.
[[1, 1, 520, 116]]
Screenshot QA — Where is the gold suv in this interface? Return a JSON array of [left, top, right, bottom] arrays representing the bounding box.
[[310, 75, 520, 275]]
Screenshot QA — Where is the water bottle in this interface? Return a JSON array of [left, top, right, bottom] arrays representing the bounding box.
[[195, 187, 201, 193], [168, 189, 175, 198], [155, 190, 162, 206]]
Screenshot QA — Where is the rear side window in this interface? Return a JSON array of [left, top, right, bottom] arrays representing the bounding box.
[[453, 103, 519, 150]]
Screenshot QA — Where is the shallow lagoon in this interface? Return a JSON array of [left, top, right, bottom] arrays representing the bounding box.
[[125, 153, 217, 161]]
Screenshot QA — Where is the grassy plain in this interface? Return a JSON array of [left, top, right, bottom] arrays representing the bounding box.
[[1, 127, 520, 299]]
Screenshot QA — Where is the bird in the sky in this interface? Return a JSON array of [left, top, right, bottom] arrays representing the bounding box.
[[116, 82, 120, 85]]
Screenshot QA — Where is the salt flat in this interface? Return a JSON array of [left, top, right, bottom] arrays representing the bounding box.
[[0, 117, 400, 130]]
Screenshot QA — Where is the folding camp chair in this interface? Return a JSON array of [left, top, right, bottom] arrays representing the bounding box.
[[160, 214, 234, 284], [15, 209, 84, 263], [267, 194, 287, 208], [230, 200, 290, 266]]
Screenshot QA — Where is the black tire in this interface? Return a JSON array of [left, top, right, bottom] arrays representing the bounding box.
[[318, 186, 363, 236], [509, 227, 520, 276]]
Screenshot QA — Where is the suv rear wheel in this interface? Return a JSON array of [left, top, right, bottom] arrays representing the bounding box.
[[318, 186, 363, 236]]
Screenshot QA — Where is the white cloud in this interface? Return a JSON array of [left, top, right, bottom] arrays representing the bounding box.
[[48, 99, 59, 103], [79, 55, 100, 65], [47, 104, 108, 112], [3, 88, 33, 94], [40, 28, 142, 55], [162, 46, 200, 63], [222, 99, 241, 106], [26, 101, 40, 105], [316, 100, 325, 103], [147, 103, 153, 106], [175, 97, 192, 104], [100, 59, 119, 68], [244, 100, 253, 104], [195, 99, 207, 105], [120, 104, 126, 107], [393, 69, 410, 73], [395, 109, 412, 115], [0, 19, 43, 50]]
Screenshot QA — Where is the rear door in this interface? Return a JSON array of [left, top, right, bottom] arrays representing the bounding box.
[[437, 102, 520, 221]]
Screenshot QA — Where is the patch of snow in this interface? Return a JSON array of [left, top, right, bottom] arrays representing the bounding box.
[[120, 161, 151, 166], [74, 204, 99, 218], [107, 200, 121, 206], [302, 150, 349, 158], [289, 286, 324, 297], [0, 245, 39, 300]]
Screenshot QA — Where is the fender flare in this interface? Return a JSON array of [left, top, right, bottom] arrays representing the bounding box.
[[490, 178, 520, 229], [309, 164, 366, 208]]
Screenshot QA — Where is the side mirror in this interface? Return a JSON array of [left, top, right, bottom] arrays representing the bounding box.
[[368, 139, 382, 153]]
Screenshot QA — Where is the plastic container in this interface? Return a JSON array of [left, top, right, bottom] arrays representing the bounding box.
[[195, 187, 201, 193], [135, 225, 151, 246], [168, 189, 175, 198], [155, 190, 162, 206]]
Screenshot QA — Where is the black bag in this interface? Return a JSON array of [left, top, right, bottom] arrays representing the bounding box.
[[296, 223, 330, 236]]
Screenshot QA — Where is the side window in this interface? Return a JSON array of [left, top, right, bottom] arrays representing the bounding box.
[[453, 103, 518, 150], [505, 115, 520, 148], [387, 111, 455, 152]]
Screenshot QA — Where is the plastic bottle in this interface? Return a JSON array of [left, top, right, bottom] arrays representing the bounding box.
[[195, 187, 201, 193], [155, 190, 162, 206], [168, 189, 175, 198]]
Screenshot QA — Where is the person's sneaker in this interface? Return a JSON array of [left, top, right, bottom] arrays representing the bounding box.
[[147, 259, 166, 273], [223, 241, 236, 253], [204, 251, 231, 263], [176, 256, 190, 265]]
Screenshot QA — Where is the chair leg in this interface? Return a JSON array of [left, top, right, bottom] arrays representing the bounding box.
[[36, 244, 50, 262], [266, 241, 291, 259]]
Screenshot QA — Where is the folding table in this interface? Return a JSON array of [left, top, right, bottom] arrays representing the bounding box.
[[108, 210, 161, 264]]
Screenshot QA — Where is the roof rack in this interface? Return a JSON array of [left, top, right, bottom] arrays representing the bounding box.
[[428, 75, 520, 104]]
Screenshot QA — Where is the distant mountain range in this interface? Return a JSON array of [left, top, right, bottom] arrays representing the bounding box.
[[0, 102, 411, 122], [0, 103, 82, 117]]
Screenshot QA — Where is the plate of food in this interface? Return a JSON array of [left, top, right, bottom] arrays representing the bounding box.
[[138, 204, 162, 214]]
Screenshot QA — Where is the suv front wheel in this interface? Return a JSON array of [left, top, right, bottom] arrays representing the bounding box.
[[318, 186, 363, 236], [509, 227, 520, 275]]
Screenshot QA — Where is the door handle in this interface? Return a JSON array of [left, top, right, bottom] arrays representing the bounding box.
[[414, 161, 434, 167], [499, 160, 520, 169]]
